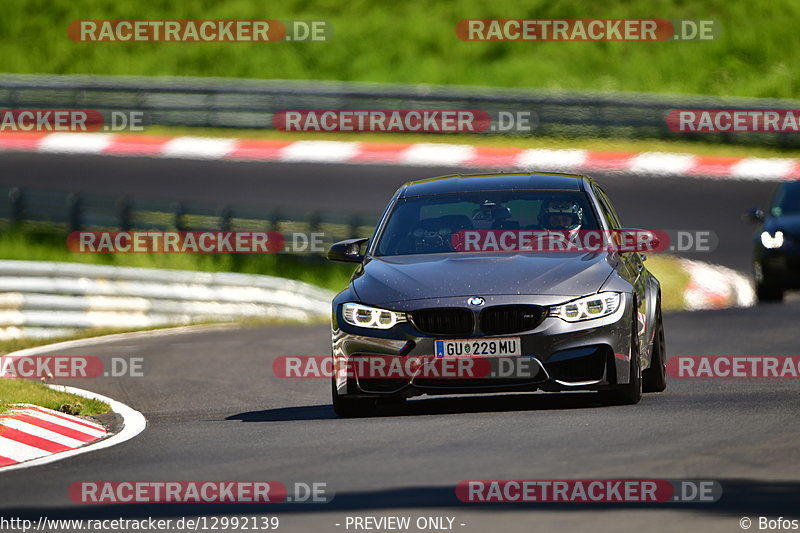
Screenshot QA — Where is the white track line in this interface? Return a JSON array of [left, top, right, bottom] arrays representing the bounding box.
[[280, 140, 361, 162], [516, 148, 587, 170], [37, 133, 114, 154], [161, 137, 237, 159], [400, 143, 475, 166]]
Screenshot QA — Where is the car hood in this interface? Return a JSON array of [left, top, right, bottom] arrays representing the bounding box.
[[353, 252, 616, 305], [765, 214, 800, 235]]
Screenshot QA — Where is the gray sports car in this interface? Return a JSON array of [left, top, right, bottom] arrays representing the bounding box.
[[327, 172, 666, 417]]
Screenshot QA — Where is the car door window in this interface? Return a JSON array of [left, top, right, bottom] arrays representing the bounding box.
[[592, 185, 622, 230]]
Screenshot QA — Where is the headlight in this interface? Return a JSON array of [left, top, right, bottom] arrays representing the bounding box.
[[761, 230, 784, 249], [549, 292, 622, 322], [342, 303, 407, 329]]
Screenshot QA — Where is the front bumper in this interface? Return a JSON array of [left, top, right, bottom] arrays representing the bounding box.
[[332, 293, 633, 398]]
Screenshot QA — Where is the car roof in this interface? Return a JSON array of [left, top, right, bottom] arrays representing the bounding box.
[[398, 172, 592, 198]]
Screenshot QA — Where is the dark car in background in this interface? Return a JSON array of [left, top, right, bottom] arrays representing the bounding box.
[[747, 180, 800, 302], [326, 172, 666, 417]]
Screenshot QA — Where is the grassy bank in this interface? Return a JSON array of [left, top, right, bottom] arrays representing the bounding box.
[[0, 379, 110, 416], [0, 231, 357, 293], [646, 254, 689, 311], [0, 0, 797, 99]]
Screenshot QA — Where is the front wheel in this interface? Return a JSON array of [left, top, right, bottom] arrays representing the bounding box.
[[600, 309, 642, 405], [643, 301, 667, 393], [331, 378, 377, 418], [755, 263, 784, 303]]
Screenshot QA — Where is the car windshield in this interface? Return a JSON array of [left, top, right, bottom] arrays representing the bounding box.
[[374, 191, 599, 256], [771, 182, 800, 216]]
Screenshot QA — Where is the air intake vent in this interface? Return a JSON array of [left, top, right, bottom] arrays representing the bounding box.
[[411, 308, 474, 336], [480, 305, 546, 335]]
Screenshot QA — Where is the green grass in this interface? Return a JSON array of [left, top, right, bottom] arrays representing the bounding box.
[[646, 254, 690, 311], [0, 379, 110, 416], [146, 126, 800, 159], [0, 0, 797, 99], [0, 231, 356, 293]]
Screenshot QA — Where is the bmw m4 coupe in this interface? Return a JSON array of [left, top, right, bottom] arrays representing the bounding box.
[[327, 172, 666, 417]]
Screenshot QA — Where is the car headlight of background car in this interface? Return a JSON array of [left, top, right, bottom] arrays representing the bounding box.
[[549, 292, 622, 322], [761, 230, 784, 249], [342, 302, 407, 329]]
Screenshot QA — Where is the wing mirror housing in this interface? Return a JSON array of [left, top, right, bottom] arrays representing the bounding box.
[[613, 228, 664, 253], [327, 238, 369, 263], [743, 208, 765, 223]]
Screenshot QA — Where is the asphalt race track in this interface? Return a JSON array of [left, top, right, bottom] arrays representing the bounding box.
[[1, 152, 798, 532]]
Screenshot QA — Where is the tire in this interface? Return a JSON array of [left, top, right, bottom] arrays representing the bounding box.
[[331, 378, 377, 418], [600, 307, 642, 406], [756, 282, 784, 303], [642, 301, 667, 393]]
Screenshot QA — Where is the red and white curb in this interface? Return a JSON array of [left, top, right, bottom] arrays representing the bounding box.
[[1, 132, 798, 181], [0, 404, 107, 468], [680, 258, 755, 310], [0, 384, 145, 473]]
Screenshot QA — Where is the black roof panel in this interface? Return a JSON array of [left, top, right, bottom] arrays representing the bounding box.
[[400, 172, 590, 197]]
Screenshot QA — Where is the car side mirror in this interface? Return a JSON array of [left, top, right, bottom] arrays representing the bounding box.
[[327, 238, 368, 263], [743, 208, 765, 222], [613, 228, 663, 253]]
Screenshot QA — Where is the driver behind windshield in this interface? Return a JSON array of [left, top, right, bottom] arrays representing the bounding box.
[[538, 199, 584, 231]]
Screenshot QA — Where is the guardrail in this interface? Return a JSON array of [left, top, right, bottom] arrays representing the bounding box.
[[1, 74, 799, 146], [0, 260, 335, 339]]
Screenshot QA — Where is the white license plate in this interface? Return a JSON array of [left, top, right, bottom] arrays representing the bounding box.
[[435, 337, 521, 358]]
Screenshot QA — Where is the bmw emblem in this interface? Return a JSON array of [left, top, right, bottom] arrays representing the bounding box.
[[468, 296, 485, 306]]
